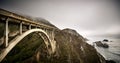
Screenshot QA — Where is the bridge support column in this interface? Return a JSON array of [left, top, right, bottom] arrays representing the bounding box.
[[20, 21, 22, 35], [29, 24, 31, 30], [36, 25, 38, 28], [52, 29, 55, 40], [4, 17, 9, 47]]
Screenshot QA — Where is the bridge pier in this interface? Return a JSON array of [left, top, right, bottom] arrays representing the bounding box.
[[20, 21, 22, 35], [50, 29, 56, 53], [4, 17, 9, 47], [29, 24, 31, 30], [35, 25, 38, 28]]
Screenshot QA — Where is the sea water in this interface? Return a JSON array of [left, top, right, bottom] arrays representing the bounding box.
[[87, 38, 120, 63]]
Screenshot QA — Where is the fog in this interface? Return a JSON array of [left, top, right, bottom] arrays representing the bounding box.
[[0, 0, 120, 40]]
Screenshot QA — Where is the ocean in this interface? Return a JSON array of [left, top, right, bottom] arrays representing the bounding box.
[[87, 38, 120, 63]]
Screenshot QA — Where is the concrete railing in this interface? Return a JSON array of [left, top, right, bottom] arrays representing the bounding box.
[[0, 8, 56, 29]]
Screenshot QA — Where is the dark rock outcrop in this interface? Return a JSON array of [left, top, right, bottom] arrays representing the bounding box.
[[94, 41, 109, 48], [106, 60, 116, 63], [103, 39, 109, 42]]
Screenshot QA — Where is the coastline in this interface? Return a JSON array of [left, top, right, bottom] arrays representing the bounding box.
[[87, 39, 120, 63]]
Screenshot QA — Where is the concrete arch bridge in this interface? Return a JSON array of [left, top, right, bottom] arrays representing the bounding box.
[[0, 8, 57, 62]]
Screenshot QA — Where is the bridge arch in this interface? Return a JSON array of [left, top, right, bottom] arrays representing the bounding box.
[[0, 29, 53, 62]]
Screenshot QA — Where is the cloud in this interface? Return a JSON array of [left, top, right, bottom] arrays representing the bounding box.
[[0, 0, 119, 39]]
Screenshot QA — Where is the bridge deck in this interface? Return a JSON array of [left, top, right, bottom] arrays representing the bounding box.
[[0, 8, 56, 29]]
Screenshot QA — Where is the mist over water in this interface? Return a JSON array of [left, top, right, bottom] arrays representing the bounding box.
[[87, 37, 120, 63]]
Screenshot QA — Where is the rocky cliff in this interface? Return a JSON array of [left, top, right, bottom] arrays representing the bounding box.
[[0, 17, 106, 63]]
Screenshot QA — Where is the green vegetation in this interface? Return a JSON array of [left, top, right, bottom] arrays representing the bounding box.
[[0, 22, 4, 38], [2, 33, 46, 63]]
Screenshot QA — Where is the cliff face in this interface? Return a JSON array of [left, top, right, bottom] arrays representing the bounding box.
[[53, 29, 106, 63]]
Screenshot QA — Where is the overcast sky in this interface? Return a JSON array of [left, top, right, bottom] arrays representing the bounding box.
[[0, 0, 120, 40]]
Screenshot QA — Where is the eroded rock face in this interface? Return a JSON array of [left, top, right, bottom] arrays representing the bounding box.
[[52, 29, 106, 63], [62, 28, 87, 42]]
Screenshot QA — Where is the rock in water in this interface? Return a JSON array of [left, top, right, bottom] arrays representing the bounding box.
[[106, 60, 116, 63], [103, 39, 109, 42], [94, 41, 109, 48]]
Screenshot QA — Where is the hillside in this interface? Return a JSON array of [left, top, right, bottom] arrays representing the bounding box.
[[0, 12, 106, 63], [1, 27, 106, 63]]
